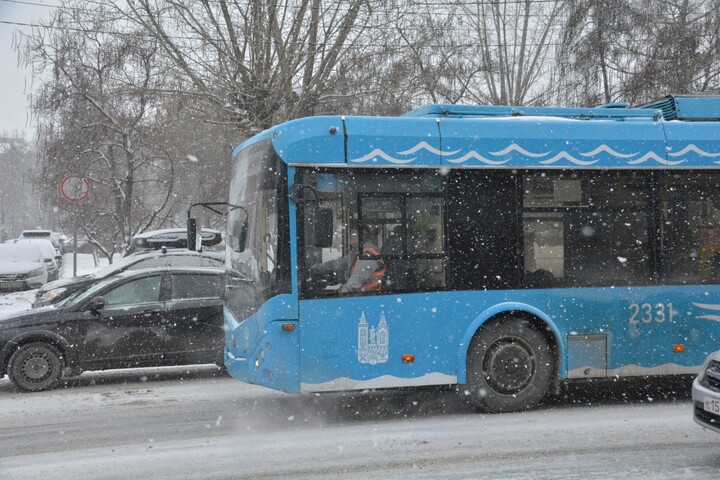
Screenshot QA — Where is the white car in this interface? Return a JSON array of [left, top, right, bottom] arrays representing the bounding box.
[[0, 243, 48, 291], [126, 228, 223, 255], [14, 238, 61, 281], [692, 350, 720, 433], [19, 229, 62, 249]]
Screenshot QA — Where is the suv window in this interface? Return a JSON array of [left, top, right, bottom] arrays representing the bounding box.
[[170, 273, 224, 300], [103, 276, 162, 307]]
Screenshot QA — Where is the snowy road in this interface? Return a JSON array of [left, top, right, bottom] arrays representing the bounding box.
[[1, 368, 719, 479]]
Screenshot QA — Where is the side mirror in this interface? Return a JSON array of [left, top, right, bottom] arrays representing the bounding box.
[[311, 208, 334, 248], [290, 184, 318, 204], [229, 219, 248, 253], [88, 296, 105, 312], [187, 218, 198, 251]]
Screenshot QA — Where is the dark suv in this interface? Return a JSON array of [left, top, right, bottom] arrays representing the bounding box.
[[1, 267, 246, 391], [33, 249, 225, 307]]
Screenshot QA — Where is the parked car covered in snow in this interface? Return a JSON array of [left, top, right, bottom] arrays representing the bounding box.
[[126, 228, 223, 255], [19, 230, 62, 250], [14, 238, 61, 281], [33, 249, 225, 307], [0, 243, 48, 292], [693, 350, 720, 433]]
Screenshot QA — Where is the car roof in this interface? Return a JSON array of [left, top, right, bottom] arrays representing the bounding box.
[[133, 227, 221, 239], [86, 266, 225, 286], [121, 248, 225, 262], [112, 266, 227, 280], [90, 249, 225, 279]]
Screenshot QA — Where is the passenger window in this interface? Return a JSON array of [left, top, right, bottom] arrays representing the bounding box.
[[103, 276, 161, 307], [522, 172, 652, 288], [659, 172, 720, 284], [170, 274, 224, 299]]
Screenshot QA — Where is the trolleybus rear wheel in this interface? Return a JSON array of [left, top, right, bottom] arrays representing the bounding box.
[[466, 318, 553, 413]]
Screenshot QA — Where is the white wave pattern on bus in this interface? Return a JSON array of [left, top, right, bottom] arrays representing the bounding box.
[[349, 141, 720, 166], [627, 152, 686, 166], [669, 144, 720, 158], [397, 141, 459, 156], [539, 152, 599, 166], [692, 303, 720, 323], [490, 143, 550, 157], [446, 151, 510, 165], [580, 145, 639, 158], [350, 148, 417, 164]]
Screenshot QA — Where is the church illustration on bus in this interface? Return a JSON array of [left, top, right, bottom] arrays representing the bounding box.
[[357, 311, 389, 365]]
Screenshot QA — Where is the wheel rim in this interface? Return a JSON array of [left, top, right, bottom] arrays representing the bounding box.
[[20, 352, 54, 383], [482, 338, 535, 395]]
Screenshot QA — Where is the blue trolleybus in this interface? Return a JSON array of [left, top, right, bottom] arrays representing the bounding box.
[[220, 94, 720, 412]]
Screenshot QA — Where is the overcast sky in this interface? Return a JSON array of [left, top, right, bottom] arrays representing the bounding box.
[[0, 0, 60, 138]]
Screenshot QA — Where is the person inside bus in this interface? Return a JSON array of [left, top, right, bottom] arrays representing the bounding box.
[[310, 225, 386, 293]]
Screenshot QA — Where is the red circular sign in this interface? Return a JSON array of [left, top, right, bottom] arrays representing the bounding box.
[[60, 176, 90, 202]]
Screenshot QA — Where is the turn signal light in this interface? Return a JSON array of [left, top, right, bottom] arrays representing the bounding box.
[[673, 344, 685, 353], [402, 354, 415, 363], [282, 323, 296, 332]]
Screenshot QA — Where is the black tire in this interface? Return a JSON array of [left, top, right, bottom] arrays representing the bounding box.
[[7, 342, 64, 392], [466, 318, 553, 413]]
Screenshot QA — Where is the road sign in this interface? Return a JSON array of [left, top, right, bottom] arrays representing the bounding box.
[[60, 176, 90, 202]]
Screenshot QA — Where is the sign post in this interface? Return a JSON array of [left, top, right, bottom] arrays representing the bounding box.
[[60, 177, 90, 277]]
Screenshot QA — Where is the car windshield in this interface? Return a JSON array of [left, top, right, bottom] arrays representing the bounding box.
[[14, 240, 54, 259], [0, 244, 42, 262]]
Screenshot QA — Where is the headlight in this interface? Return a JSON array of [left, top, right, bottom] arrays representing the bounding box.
[[28, 267, 46, 277], [702, 352, 719, 371], [47, 287, 67, 300], [698, 351, 720, 381]]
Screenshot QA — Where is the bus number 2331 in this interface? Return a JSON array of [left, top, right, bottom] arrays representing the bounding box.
[[629, 303, 674, 325]]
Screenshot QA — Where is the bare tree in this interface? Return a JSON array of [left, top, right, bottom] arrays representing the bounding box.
[[558, 0, 636, 105], [620, 0, 720, 103], [24, 5, 183, 259], [110, 0, 378, 136], [0, 135, 45, 240], [458, 0, 567, 106], [560, 0, 720, 106]]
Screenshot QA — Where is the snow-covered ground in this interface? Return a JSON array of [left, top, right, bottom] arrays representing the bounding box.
[[0, 370, 715, 480], [0, 253, 107, 317]]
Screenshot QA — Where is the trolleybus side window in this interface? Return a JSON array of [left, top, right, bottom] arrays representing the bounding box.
[[522, 171, 653, 288], [659, 172, 720, 284]]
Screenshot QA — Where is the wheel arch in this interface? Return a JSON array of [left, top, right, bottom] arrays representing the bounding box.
[[456, 302, 566, 384], [1, 331, 74, 374]]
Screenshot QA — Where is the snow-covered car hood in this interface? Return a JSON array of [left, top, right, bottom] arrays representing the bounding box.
[[39, 274, 92, 292], [0, 261, 45, 275]]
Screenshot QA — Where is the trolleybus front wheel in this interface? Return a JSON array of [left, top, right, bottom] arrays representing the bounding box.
[[466, 318, 553, 413]]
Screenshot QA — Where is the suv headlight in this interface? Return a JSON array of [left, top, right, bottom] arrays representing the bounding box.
[[46, 287, 67, 300]]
